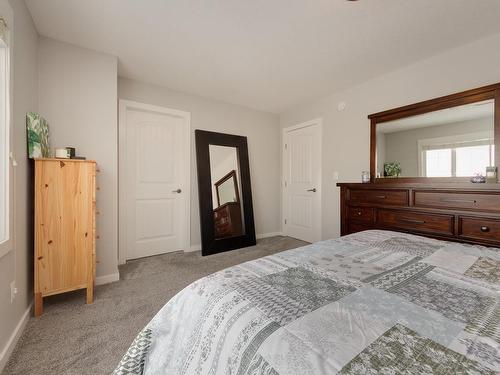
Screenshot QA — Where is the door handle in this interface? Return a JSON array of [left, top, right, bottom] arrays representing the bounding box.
[[399, 217, 425, 225], [307, 188, 317, 192], [172, 188, 182, 193], [441, 198, 476, 204]]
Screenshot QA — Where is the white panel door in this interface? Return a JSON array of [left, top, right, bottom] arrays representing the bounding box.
[[122, 104, 189, 260], [283, 120, 322, 242]]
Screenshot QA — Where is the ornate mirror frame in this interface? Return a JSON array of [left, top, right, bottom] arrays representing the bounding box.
[[369, 82, 500, 182]]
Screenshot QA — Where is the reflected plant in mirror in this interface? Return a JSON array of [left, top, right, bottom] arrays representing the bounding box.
[[376, 99, 495, 178]]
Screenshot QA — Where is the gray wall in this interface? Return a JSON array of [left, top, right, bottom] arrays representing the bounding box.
[[118, 77, 282, 247], [0, 0, 38, 368], [38, 37, 119, 279], [382, 117, 492, 177], [280, 32, 500, 240]]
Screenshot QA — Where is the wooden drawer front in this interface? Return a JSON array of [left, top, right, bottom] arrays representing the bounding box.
[[458, 217, 500, 243], [348, 207, 374, 224], [348, 222, 374, 235], [414, 191, 500, 212], [349, 189, 408, 206], [377, 209, 454, 236]]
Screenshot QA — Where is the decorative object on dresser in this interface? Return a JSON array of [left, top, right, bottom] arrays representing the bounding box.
[[383, 161, 401, 177], [361, 170, 370, 183], [34, 158, 97, 317], [195, 130, 256, 255], [486, 166, 497, 183], [338, 182, 500, 247]]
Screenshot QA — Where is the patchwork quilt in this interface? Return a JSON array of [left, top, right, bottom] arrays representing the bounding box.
[[114, 230, 500, 374]]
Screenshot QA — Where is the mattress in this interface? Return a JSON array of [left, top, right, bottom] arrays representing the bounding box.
[[114, 230, 499, 374]]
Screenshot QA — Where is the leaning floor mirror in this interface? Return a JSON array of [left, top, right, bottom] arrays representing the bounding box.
[[195, 130, 256, 255]]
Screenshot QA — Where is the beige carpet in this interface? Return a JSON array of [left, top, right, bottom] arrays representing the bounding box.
[[3, 236, 307, 375]]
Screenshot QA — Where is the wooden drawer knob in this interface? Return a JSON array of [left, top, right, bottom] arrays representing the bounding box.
[[480, 226, 490, 233]]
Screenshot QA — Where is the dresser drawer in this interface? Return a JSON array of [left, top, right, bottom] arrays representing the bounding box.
[[349, 189, 409, 206], [214, 208, 229, 220], [347, 222, 374, 235], [348, 207, 374, 224], [377, 209, 454, 236], [458, 217, 500, 243], [414, 191, 500, 212]]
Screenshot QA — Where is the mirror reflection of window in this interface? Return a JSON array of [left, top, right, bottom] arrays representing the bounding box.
[[425, 149, 452, 177], [208, 145, 245, 239], [377, 99, 494, 178], [423, 139, 494, 177]]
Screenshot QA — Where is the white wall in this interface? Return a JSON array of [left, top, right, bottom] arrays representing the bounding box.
[[0, 0, 38, 370], [38, 37, 118, 279], [280, 32, 500, 240], [118, 78, 282, 247]]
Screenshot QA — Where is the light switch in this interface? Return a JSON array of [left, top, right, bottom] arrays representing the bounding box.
[[333, 171, 339, 180]]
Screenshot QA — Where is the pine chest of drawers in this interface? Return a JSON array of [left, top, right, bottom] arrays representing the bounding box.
[[34, 158, 97, 317]]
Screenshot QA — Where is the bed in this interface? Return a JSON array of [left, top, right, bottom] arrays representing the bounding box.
[[114, 230, 499, 374]]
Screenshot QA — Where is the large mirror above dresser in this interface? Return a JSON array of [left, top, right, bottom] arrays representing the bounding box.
[[370, 82, 500, 182], [338, 82, 500, 247]]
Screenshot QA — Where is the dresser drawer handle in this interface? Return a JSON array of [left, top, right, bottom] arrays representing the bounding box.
[[357, 211, 362, 216], [375, 195, 387, 199], [399, 218, 426, 225], [480, 226, 490, 233], [441, 198, 477, 204]]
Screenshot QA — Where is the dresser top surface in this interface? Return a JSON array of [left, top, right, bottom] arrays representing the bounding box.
[[337, 182, 500, 191], [34, 158, 96, 163]]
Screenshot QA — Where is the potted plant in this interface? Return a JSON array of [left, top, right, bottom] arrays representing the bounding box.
[[384, 162, 402, 178]]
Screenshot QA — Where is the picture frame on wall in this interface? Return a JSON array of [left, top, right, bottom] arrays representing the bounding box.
[[26, 112, 50, 158]]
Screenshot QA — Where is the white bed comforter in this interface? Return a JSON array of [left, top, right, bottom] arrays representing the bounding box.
[[114, 230, 500, 374]]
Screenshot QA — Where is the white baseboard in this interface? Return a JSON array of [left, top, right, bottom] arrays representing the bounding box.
[[256, 232, 283, 239], [184, 232, 283, 253], [186, 244, 200, 253], [0, 303, 32, 373], [95, 272, 120, 286]]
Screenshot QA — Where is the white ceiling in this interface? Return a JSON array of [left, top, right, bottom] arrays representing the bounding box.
[[25, 0, 500, 113]]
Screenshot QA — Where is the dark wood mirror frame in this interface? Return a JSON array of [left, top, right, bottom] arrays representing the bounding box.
[[195, 129, 256, 256], [369, 82, 500, 183]]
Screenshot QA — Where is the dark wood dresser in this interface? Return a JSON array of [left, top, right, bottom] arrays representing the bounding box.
[[214, 202, 243, 238], [338, 182, 500, 247]]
